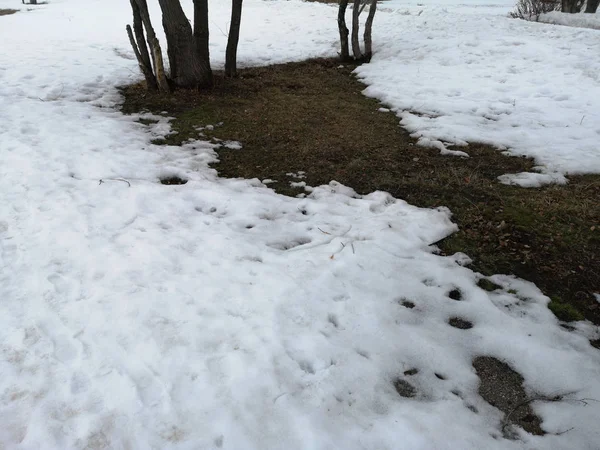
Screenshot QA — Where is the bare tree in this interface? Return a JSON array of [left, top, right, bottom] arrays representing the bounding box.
[[351, 0, 362, 59], [337, 0, 350, 61], [193, 0, 213, 87], [158, 0, 212, 88], [338, 0, 378, 62], [225, 0, 244, 77], [363, 0, 377, 62], [510, 0, 559, 21], [561, 0, 584, 12], [127, 0, 169, 92], [126, 0, 213, 91], [127, 1, 157, 90], [585, 0, 599, 12]]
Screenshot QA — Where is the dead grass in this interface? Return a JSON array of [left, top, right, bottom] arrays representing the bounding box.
[[0, 9, 18, 16], [121, 58, 600, 326]]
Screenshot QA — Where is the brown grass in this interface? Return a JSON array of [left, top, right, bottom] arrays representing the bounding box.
[[121, 58, 600, 326], [0, 9, 18, 16]]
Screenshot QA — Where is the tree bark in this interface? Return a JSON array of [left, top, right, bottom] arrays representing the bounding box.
[[157, 0, 205, 88], [338, 0, 350, 61], [126, 25, 158, 91], [225, 0, 243, 77], [193, 0, 214, 87], [585, 0, 599, 12], [363, 0, 377, 62], [351, 0, 362, 60], [128, 0, 157, 90], [130, 1, 153, 73], [561, 0, 582, 12], [131, 0, 169, 92]]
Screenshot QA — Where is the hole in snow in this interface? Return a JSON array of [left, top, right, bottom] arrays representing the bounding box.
[[473, 356, 544, 437], [448, 288, 463, 301], [435, 373, 446, 380], [327, 313, 339, 328], [403, 368, 419, 376], [160, 176, 188, 185], [298, 360, 315, 374], [399, 299, 415, 309], [393, 379, 417, 398], [333, 294, 349, 302], [355, 349, 370, 359], [267, 237, 311, 251], [448, 317, 473, 329]]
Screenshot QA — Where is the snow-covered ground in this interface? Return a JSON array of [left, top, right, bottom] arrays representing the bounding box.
[[539, 10, 600, 29], [358, 0, 600, 186], [1, 0, 600, 449]]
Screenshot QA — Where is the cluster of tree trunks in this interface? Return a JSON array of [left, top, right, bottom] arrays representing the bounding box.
[[561, 0, 598, 12], [584, 0, 599, 12], [338, 0, 377, 63], [127, 0, 243, 92]]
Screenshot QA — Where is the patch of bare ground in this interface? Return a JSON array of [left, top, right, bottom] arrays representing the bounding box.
[[121, 58, 600, 328]]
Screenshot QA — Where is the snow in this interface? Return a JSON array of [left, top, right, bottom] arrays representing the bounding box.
[[539, 10, 600, 30], [356, 0, 600, 186], [221, 141, 243, 150], [1, 0, 600, 449]]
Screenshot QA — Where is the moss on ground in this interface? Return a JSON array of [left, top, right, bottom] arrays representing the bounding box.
[[548, 297, 585, 322]]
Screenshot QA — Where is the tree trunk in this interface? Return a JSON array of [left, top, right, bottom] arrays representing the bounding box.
[[157, 0, 204, 88], [130, 0, 153, 73], [193, 0, 214, 87], [585, 0, 599, 12], [225, 0, 243, 77], [363, 0, 377, 62], [561, 0, 582, 11], [351, 0, 362, 60], [127, 25, 158, 91], [131, 0, 169, 92], [128, 0, 157, 91], [338, 0, 350, 61]]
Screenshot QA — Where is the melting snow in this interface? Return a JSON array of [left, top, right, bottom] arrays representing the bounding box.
[[0, 0, 599, 449]]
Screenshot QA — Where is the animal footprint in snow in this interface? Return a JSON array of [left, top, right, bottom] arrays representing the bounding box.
[[448, 317, 473, 330], [393, 378, 417, 398], [327, 313, 339, 328], [266, 237, 311, 251], [447, 288, 463, 301]]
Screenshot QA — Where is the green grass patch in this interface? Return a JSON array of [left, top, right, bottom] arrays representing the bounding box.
[[477, 278, 502, 292], [548, 297, 585, 322]]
